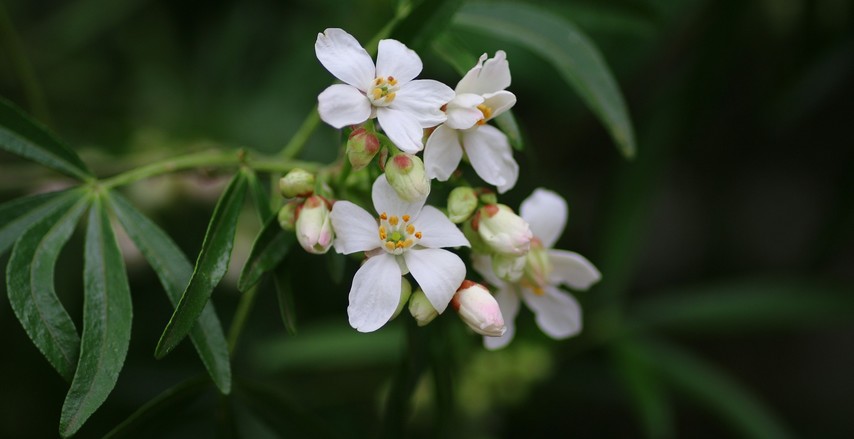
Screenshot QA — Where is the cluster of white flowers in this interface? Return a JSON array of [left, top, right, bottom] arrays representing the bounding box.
[[277, 28, 601, 349]]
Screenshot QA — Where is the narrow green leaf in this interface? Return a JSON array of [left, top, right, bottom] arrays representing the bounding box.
[[237, 216, 295, 293], [639, 340, 793, 439], [432, 32, 525, 151], [389, 0, 465, 52], [454, 1, 637, 158], [612, 341, 675, 439], [107, 192, 232, 394], [6, 194, 88, 381], [155, 171, 248, 358], [60, 195, 133, 437], [235, 380, 339, 439], [0, 97, 92, 179], [0, 188, 80, 255], [630, 277, 854, 334], [102, 376, 210, 439], [272, 263, 297, 335], [246, 170, 273, 222]]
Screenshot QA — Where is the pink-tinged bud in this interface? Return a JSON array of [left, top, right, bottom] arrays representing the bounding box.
[[473, 204, 533, 257], [447, 186, 478, 224], [392, 278, 412, 320], [408, 288, 438, 326], [451, 280, 505, 337], [295, 196, 333, 254], [347, 127, 381, 171], [277, 201, 299, 231], [279, 168, 315, 198], [492, 254, 526, 282], [385, 153, 430, 202]]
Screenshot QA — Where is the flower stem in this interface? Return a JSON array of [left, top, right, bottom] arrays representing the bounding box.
[[227, 285, 260, 357], [280, 110, 320, 159]]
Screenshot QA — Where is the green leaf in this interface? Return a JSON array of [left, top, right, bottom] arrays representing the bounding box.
[[0, 189, 81, 255], [235, 380, 339, 439], [493, 110, 524, 151], [389, 0, 465, 52], [154, 171, 248, 358], [630, 277, 854, 334], [102, 376, 210, 439], [0, 97, 93, 180], [453, 1, 637, 158], [246, 170, 273, 222], [638, 340, 794, 439], [60, 195, 133, 437], [6, 194, 88, 381], [612, 341, 675, 439], [272, 263, 297, 335], [107, 191, 232, 394], [237, 215, 295, 293]]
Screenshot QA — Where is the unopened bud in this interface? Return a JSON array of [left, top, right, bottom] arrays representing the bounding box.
[[279, 168, 315, 198], [492, 254, 526, 282], [385, 153, 430, 202], [472, 204, 533, 257], [447, 187, 478, 224], [478, 190, 497, 205], [278, 201, 298, 231], [295, 196, 333, 254], [408, 289, 438, 326], [451, 280, 505, 337], [392, 278, 412, 320], [347, 127, 381, 171]]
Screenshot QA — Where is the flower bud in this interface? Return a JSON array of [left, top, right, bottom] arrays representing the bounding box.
[[447, 187, 478, 224], [521, 238, 552, 295], [279, 168, 315, 198], [492, 254, 526, 282], [347, 127, 381, 171], [277, 201, 298, 231], [385, 153, 430, 202], [408, 288, 438, 326], [451, 280, 505, 337], [472, 204, 533, 257], [392, 278, 412, 320], [295, 196, 333, 254]]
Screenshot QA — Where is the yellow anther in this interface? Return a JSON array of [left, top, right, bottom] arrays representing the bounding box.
[[532, 286, 545, 296], [384, 92, 396, 103], [385, 242, 395, 251], [403, 239, 413, 248], [389, 216, 399, 226], [375, 78, 382, 85], [372, 89, 383, 100], [387, 76, 397, 85], [379, 226, 386, 240], [396, 241, 404, 249], [415, 231, 422, 239], [380, 212, 388, 220], [402, 215, 410, 222], [406, 224, 415, 235]]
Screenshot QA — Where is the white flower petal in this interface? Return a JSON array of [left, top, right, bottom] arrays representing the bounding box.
[[393, 79, 455, 128], [481, 90, 517, 120], [456, 50, 511, 95], [375, 39, 422, 84], [484, 285, 520, 350], [376, 107, 425, 153], [462, 125, 519, 194], [404, 248, 466, 313], [330, 200, 380, 255], [520, 188, 568, 248], [548, 250, 601, 290], [471, 253, 504, 288], [371, 174, 427, 218], [413, 206, 469, 249], [315, 28, 376, 90], [523, 286, 581, 339], [348, 254, 403, 332], [317, 84, 372, 129], [445, 93, 485, 130], [424, 124, 463, 181]]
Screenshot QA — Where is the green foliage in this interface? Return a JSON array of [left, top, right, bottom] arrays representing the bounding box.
[[238, 215, 296, 293], [0, 188, 80, 255]]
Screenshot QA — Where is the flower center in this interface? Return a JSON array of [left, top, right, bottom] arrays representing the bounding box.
[[476, 104, 493, 125], [377, 212, 422, 255], [520, 238, 551, 296], [369, 76, 399, 107]]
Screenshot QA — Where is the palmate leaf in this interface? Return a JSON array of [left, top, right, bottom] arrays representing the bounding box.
[[6, 192, 88, 381], [0, 97, 93, 180], [107, 192, 232, 394], [237, 215, 296, 293], [453, 1, 637, 158], [60, 195, 133, 438], [0, 188, 82, 255], [154, 170, 248, 358]]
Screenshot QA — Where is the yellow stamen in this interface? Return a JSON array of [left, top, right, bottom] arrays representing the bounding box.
[[372, 89, 383, 100], [415, 231, 422, 239], [375, 78, 383, 85], [389, 216, 399, 226], [385, 242, 395, 251], [403, 239, 413, 248], [396, 241, 404, 249], [380, 212, 387, 220], [476, 104, 492, 125], [379, 226, 386, 240], [406, 224, 415, 235], [402, 215, 410, 222], [385, 92, 396, 103], [533, 287, 545, 296], [387, 76, 397, 85]]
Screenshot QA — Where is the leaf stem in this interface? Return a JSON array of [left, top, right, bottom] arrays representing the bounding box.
[[227, 285, 259, 356]]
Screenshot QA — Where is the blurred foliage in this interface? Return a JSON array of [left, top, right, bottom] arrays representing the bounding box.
[[1, 0, 853, 438]]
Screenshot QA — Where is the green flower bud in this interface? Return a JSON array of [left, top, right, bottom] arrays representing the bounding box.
[[408, 288, 438, 326], [279, 168, 315, 198], [472, 204, 532, 257], [392, 278, 412, 319], [447, 186, 478, 224], [385, 153, 430, 202], [277, 202, 298, 231], [347, 127, 381, 171]]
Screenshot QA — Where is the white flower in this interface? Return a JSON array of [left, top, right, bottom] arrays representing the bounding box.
[[329, 175, 470, 332], [473, 189, 601, 350], [424, 51, 519, 193], [315, 28, 454, 153]]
